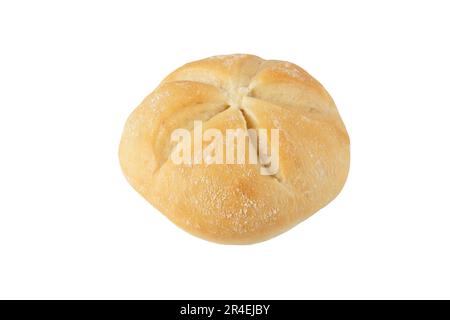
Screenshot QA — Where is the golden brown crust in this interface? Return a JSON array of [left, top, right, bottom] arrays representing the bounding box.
[[119, 54, 350, 244]]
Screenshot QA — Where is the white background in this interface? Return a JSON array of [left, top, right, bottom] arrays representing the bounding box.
[[0, 0, 449, 299]]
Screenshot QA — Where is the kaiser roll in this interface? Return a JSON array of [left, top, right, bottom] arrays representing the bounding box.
[[119, 54, 350, 244]]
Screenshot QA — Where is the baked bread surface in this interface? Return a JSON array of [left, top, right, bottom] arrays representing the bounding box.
[[119, 54, 350, 244]]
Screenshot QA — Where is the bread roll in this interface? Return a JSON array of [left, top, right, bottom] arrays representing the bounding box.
[[119, 54, 350, 244]]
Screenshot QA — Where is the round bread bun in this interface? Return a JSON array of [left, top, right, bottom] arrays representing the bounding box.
[[119, 54, 350, 244]]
